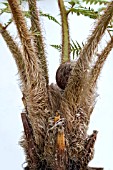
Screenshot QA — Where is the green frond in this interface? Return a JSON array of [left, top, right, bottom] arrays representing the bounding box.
[[70, 40, 83, 59], [69, 6, 99, 19], [0, 1, 11, 15], [51, 40, 83, 59], [24, 10, 61, 25], [50, 44, 62, 52], [68, 0, 81, 6], [82, 0, 109, 5], [4, 18, 13, 27], [39, 11, 61, 25]]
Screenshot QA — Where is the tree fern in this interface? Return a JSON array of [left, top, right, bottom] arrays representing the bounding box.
[[0, 0, 113, 169]]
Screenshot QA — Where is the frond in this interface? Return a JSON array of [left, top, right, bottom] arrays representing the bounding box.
[[68, 6, 99, 19], [68, 0, 81, 6], [70, 40, 83, 58], [40, 11, 61, 25], [50, 44, 62, 52], [0, 1, 10, 15], [58, 0, 71, 63], [82, 0, 109, 5], [28, 0, 49, 85], [51, 40, 83, 59]]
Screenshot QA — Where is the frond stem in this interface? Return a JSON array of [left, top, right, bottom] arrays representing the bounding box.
[[58, 0, 70, 63]]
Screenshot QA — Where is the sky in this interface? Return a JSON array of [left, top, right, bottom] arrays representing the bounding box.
[[0, 0, 113, 170]]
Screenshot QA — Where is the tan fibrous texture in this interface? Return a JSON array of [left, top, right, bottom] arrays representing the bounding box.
[[49, 83, 63, 112], [60, 102, 90, 160], [77, 130, 98, 169], [43, 113, 58, 168], [64, 0, 113, 112], [60, 0, 113, 160], [81, 37, 113, 118], [60, 76, 96, 161], [90, 36, 113, 88], [43, 84, 67, 168], [8, 0, 49, 152], [58, 0, 70, 63], [20, 134, 30, 167], [86, 36, 113, 115], [28, 0, 48, 85], [0, 23, 27, 90]]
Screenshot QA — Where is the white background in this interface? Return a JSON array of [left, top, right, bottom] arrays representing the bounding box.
[[0, 0, 113, 169]]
